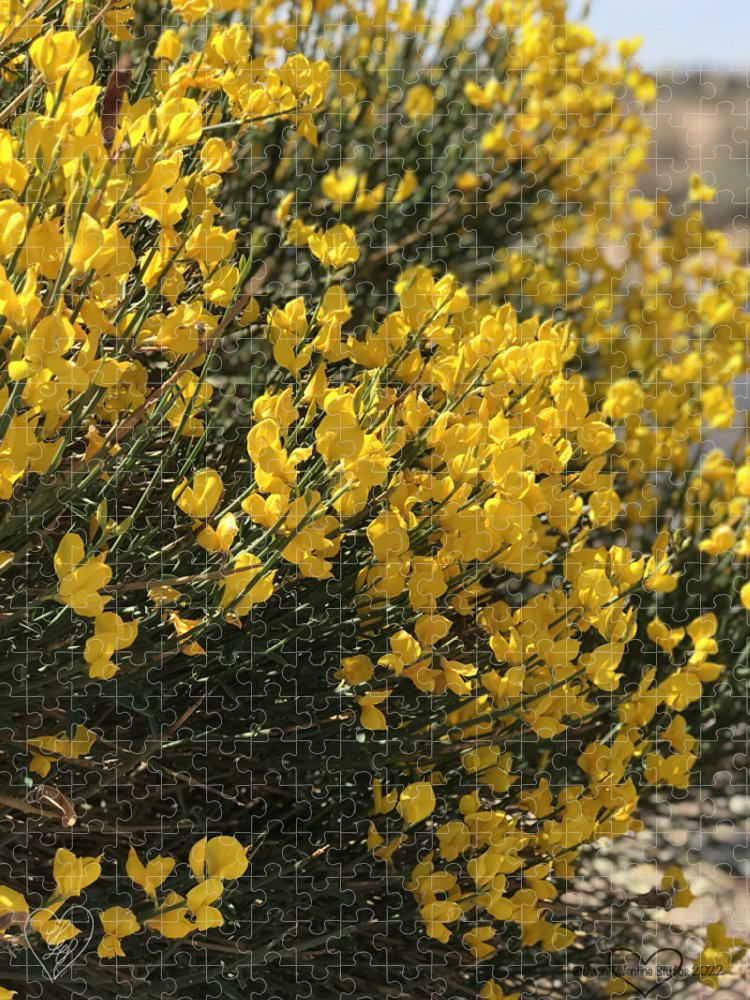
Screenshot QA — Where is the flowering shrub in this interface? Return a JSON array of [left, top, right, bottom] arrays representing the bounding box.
[[0, 1, 746, 997]]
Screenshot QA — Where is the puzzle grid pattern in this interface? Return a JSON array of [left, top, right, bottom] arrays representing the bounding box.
[[0, 5, 748, 1000]]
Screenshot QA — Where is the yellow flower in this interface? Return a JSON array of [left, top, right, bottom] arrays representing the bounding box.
[[126, 848, 175, 897], [580, 643, 625, 692], [662, 716, 697, 754], [68, 216, 133, 280], [661, 866, 694, 908], [155, 96, 203, 147], [394, 169, 417, 203], [219, 552, 275, 619], [321, 169, 359, 210], [196, 512, 239, 553], [172, 468, 223, 518], [0, 885, 27, 923], [0, 199, 28, 258], [170, 0, 213, 23], [695, 921, 746, 989], [189, 836, 248, 881], [589, 488, 621, 527], [53, 848, 101, 899], [144, 891, 194, 939], [29, 724, 96, 778], [200, 139, 233, 174], [465, 77, 503, 109], [373, 833, 406, 865], [647, 617, 685, 652], [404, 84, 435, 119], [357, 690, 390, 730], [334, 654, 374, 687], [31, 912, 81, 946], [397, 782, 436, 827], [84, 612, 138, 680], [153, 29, 182, 61], [185, 878, 224, 930], [699, 523, 736, 556], [308, 224, 360, 270], [371, 778, 398, 816], [688, 173, 717, 202], [168, 610, 207, 656], [165, 372, 213, 436], [29, 31, 84, 88], [54, 533, 112, 618], [436, 821, 470, 862], [97, 906, 140, 959], [421, 898, 462, 942], [643, 749, 696, 790], [463, 924, 496, 959]]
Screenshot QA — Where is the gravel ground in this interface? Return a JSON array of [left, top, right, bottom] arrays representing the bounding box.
[[589, 793, 750, 998]]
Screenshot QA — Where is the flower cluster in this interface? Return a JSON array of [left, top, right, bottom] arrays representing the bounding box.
[[0, 837, 246, 955], [0, 0, 746, 998]]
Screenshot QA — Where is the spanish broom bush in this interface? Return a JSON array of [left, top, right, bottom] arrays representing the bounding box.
[[0, 0, 747, 997]]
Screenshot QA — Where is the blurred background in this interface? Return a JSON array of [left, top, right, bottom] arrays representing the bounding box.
[[587, 0, 750, 249], [585, 3, 750, 987]]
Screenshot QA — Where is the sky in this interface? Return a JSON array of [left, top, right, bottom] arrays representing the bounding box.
[[584, 0, 750, 70]]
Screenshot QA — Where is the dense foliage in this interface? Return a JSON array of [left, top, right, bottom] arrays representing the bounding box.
[[0, 1, 747, 997]]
